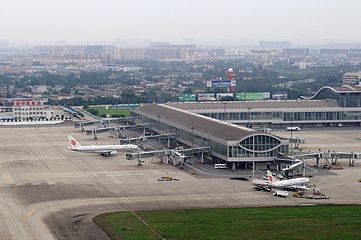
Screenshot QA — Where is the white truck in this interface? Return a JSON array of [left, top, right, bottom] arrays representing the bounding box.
[[286, 126, 301, 131]]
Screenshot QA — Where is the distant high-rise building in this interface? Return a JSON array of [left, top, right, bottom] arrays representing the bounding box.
[[349, 48, 361, 58], [149, 42, 171, 47], [343, 72, 361, 86], [320, 49, 349, 55], [209, 48, 226, 57], [145, 44, 196, 60], [35, 45, 116, 61], [283, 48, 309, 57], [35, 45, 84, 58], [259, 40, 291, 48], [35, 43, 195, 61], [116, 48, 146, 60]]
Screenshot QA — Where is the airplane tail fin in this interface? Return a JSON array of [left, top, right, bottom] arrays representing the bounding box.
[[267, 170, 275, 182], [68, 135, 81, 149]]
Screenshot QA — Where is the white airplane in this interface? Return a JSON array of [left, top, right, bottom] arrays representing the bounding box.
[[67, 135, 139, 156], [252, 170, 310, 191]]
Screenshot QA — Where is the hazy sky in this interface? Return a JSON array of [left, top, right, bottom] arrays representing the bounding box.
[[0, 0, 360, 45]]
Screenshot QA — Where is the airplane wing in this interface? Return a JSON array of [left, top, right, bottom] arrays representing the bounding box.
[[96, 150, 118, 156], [283, 185, 310, 191], [251, 179, 269, 186]]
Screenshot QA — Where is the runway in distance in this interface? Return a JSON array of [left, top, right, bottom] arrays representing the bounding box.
[[252, 170, 310, 191], [67, 135, 139, 156]]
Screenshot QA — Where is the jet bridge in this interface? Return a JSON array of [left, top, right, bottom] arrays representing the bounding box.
[[76, 117, 134, 131], [102, 117, 134, 125], [85, 123, 151, 139], [77, 120, 104, 131], [126, 146, 211, 167], [119, 133, 176, 149], [113, 123, 151, 138], [85, 127, 116, 139], [275, 155, 305, 178], [292, 151, 361, 167], [277, 150, 361, 177]]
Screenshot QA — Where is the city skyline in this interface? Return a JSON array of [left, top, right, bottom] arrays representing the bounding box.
[[1, 0, 361, 46]]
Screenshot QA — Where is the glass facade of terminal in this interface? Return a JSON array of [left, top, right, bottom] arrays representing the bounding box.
[[229, 135, 289, 159], [201, 110, 361, 122]]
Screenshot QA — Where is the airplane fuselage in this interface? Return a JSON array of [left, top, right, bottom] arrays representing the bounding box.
[[271, 178, 309, 188], [72, 144, 139, 153], [252, 177, 309, 189]]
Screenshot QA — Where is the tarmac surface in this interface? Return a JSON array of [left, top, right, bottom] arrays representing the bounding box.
[[274, 128, 361, 152], [0, 125, 360, 240]]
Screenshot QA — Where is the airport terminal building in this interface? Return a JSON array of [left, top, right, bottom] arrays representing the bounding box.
[[303, 85, 361, 107], [132, 90, 361, 169], [133, 104, 289, 169], [166, 99, 361, 128]]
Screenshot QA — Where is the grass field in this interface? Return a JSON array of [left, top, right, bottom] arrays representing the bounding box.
[[94, 205, 361, 240], [87, 105, 131, 117]]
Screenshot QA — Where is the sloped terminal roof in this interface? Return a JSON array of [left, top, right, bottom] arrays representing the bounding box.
[[133, 104, 254, 141], [303, 85, 361, 100], [166, 100, 338, 111]]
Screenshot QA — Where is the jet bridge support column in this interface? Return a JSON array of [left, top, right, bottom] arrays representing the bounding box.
[[349, 154, 355, 167], [143, 140, 147, 150], [302, 159, 306, 177], [201, 151, 204, 164], [137, 153, 143, 166], [232, 162, 236, 170]]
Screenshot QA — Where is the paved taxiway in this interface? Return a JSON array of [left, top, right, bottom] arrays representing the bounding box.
[[0, 126, 360, 239]]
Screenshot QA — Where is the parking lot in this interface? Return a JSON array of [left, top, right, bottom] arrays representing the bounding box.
[[0, 125, 360, 240]]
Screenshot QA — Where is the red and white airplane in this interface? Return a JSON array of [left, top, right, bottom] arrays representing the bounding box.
[[252, 170, 310, 191], [68, 135, 139, 156]]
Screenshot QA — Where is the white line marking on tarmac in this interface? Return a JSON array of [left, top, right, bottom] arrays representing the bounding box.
[[24, 209, 37, 217]]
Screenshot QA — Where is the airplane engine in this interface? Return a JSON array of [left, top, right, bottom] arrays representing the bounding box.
[[101, 150, 118, 156], [109, 150, 118, 155], [108, 150, 118, 155]]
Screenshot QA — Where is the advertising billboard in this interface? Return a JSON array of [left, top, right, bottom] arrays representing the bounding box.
[[207, 80, 236, 88], [178, 94, 196, 102], [235, 92, 270, 101], [272, 92, 288, 100], [216, 93, 234, 100], [197, 93, 216, 101]]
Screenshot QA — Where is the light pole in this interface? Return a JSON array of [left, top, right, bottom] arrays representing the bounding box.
[[290, 114, 293, 155], [115, 99, 118, 117], [247, 107, 252, 128], [222, 102, 227, 120], [190, 126, 195, 164], [191, 127, 194, 144], [157, 115, 161, 134], [252, 129, 255, 178]]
